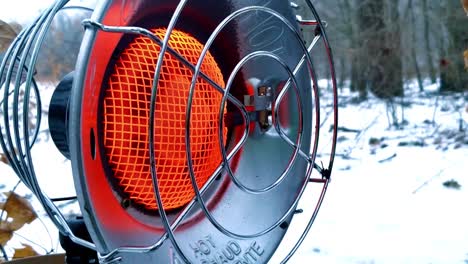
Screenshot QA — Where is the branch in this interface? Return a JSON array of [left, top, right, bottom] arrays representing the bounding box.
[[378, 153, 397, 163], [412, 169, 445, 194]]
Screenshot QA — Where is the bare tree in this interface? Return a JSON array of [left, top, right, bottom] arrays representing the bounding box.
[[36, 13, 86, 83], [405, 0, 424, 92], [421, 0, 437, 83], [0, 20, 20, 54], [357, 0, 403, 99], [440, 1, 468, 92]]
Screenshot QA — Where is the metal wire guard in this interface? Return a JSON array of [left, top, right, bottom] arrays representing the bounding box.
[[0, 0, 95, 250], [0, 0, 338, 263]]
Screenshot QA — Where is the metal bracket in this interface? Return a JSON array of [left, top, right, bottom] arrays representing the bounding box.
[[244, 86, 273, 130]]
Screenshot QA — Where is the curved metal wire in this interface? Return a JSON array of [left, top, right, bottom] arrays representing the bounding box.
[[81, 21, 254, 262], [147, 1, 191, 262], [281, 1, 339, 261], [0, 0, 96, 250], [198, 7, 306, 196], [216, 50, 303, 195], [184, 6, 316, 240], [1, 0, 338, 262], [189, 50, 308, 239], [0, 34, 42, 178]]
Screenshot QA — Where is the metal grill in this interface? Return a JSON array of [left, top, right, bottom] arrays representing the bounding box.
[[103, 28, 227, 211]]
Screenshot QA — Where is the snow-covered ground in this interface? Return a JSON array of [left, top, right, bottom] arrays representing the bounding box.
[[2, 1, 467, 263], [275, 79, 468, 264], [1, 79, 467, 263]]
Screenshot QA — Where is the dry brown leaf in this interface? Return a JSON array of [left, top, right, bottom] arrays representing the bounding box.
[[0, 223, 13, 246], [0, 20, 19, 53], [0, 153, 8, 165], [13, 244, 39, 259], [2, 192, 37, 231], [463, 0, 468, 15], [8, 22, 22, 35]]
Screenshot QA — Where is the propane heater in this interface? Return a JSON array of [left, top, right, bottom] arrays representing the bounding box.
[[0, 0, 338, 263]]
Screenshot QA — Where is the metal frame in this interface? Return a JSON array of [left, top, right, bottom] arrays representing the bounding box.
[[0, 0, 338, 263], [0, 0, 95, 250]]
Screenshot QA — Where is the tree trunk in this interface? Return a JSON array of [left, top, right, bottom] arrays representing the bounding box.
[[440, 1, 468, 92], [422, 0, 437, 84], [336, 0, 349, 91], [338, 0, 367, 99], [358, 0, 403, 99], [409, 0, 424, 91]]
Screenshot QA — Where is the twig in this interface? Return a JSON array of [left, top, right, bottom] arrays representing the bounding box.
[[333, 153, 359, 160], [36, 216, 54, 254], [335, 126, 361, 133], [378, 153, 397, 163], [412, 169, 445, 194], [319, 107, 333, 128], [342, 114, 381, 158], [354, 114, 380, 141], [14, 232, 50, 255], [431, 94, 440, 125], [430, 124, 441, 137]]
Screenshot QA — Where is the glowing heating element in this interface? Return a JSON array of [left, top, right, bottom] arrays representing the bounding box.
[[102, 28, 227, 210]]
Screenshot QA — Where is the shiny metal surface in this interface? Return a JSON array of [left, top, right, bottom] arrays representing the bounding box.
[[0, 0, 338, 263]]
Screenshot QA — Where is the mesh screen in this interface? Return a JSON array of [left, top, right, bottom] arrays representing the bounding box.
[[102, 28, 226, 210]]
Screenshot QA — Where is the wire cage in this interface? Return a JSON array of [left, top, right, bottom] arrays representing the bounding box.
[[0, 0, 338, 263]]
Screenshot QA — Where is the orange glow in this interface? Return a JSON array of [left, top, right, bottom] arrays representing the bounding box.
[[102, 28, 226, 210]]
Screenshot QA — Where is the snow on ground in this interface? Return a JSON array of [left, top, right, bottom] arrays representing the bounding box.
[[1, 79, 467, 263], [276, 79, 468, 264]]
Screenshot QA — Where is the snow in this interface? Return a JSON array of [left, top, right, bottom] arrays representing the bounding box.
[[286, 146, 468, 264], [272, 81, 468, 264], [1, 78, 465, 263]]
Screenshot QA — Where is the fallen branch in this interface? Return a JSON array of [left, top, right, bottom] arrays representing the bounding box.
[[330, 126, 361, 133], [412, 169, 445, 194], [354, 114, 381, 141], [332, 153, 359, 160], [378, 153, 397, 163]]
